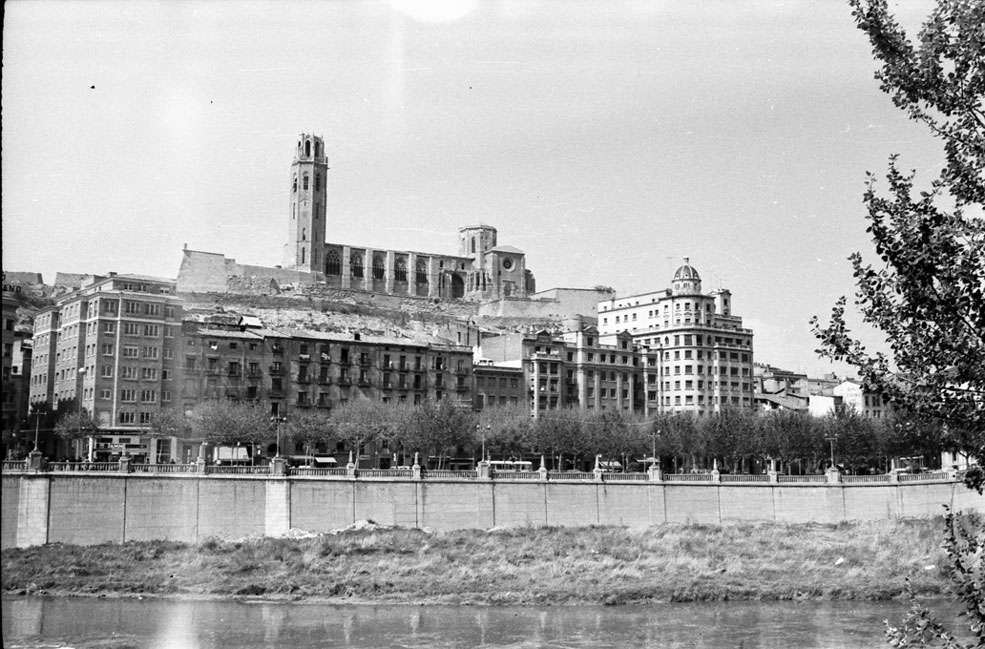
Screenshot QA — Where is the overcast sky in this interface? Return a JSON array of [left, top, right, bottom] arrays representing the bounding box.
[[2, 1, 945, 376]]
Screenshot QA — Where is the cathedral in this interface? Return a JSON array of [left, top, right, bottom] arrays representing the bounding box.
[[281, 133, 535, 301], [178, 133, 536, 300]]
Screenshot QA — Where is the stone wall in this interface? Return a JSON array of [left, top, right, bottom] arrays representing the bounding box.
[[2, 474, 980, 549]]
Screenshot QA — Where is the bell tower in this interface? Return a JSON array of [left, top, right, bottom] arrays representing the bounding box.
[[285, 134, 328, 272]]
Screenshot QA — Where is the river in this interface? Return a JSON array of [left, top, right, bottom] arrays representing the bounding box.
[[1, 596, 956, 648]]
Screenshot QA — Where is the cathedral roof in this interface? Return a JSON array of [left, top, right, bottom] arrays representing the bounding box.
[[490, 245, 524, 255]]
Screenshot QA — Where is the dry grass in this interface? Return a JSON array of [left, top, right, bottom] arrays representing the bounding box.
[[1, 519, 951, 605]]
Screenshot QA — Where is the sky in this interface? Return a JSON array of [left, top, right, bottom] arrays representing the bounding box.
[[2, 0, 947, 377]]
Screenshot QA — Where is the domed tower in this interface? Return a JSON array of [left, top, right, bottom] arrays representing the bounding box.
[[285, 134, 328, 272], [672, 257, 702, 295]]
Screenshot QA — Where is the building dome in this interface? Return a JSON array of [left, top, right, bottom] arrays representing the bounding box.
[[671, 257, 702, 295], [673, 257, 701, 282]]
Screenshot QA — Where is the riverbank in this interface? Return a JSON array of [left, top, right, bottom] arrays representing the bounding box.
[[1, 519, 952, 605]]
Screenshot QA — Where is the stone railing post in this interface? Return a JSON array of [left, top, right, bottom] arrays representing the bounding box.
[[118, 455, 131, 473], [538, 455, 549, 481], [767, 458, 778, 484], [28, 449, 46, 473], [648, 464, 662, 482], [593, 455, 604, 482], [888, 471, 899, 484], [711, 458, 721, 483], [826, 467, 841, 484], [346, 450, 358, 478], [195, 457, 207, 474], [271, 456, 287, 476], [412, 452, 422, 480], [477, 460, 491, 480]]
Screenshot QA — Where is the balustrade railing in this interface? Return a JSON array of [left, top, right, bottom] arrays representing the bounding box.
[[0, 461, 964, 486], [289, 467, 349, 477], [777, 474, 827, 483], [664, 473, 714, 482], [361, 469, 414, 478], [427, 469, 477, 479], [207, 465, 270, 475], [602, 472, 650, 482]]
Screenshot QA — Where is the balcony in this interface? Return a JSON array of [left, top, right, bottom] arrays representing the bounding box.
[[338, 358, 351, 367], [296, 400, 312, 409], [358, 378, 372, 387], [271, 345, 285, 355], [297, 375, 311, 384], [359, 358, 372, 367], [455, 383, 469, 392], [454, 368, 469, 376], [299, 353, 311, 361], [320, 353, 331, 362], [227, 370, 242, 378], [268, 366, 285, 375], [317, 376, 332, 386], [338, 377, 352, 386]]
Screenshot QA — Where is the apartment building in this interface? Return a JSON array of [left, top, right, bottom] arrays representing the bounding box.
[[28, 274, 183, 459], [597, 259, 755, 415]]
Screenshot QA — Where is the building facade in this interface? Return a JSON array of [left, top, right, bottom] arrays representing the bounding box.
[[28, 274, 184, 460], [478, 327, 651, 418], [596, 259, 755, 415]]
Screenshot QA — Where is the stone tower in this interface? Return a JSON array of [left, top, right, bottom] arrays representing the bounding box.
[[459, 224, 497, 297], [285, 134, 328, 272]]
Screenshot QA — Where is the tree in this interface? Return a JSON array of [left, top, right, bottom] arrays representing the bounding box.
[[283, 408, 335, 456], [811, 0, 984, 465], [402, 398, 475, 468], [816, 3, 985, 646], [331, 400, 404, 464], [54, 410, 98, 460], [189, 399, 272, 449], [478, 403, 535, 460]]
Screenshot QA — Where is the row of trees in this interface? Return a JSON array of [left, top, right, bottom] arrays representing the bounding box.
[[43, 396, 968, 474]]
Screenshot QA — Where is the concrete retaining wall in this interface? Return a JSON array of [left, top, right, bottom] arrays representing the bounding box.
[[2, 474, 981, 549]]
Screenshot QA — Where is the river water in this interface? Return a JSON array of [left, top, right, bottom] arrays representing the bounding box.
[[1, 596, 953, 648]]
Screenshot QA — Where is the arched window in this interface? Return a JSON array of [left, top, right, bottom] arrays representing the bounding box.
[[471, 237, 476, 253], [372, 253, 386, 280], [350, 252, 364, 278], [394, 258, 407, 282], [325, 250, 341, 275], [301, 228, 306, 241], [305, 140, 311, 157], [301, 248, 305, 265], [315, 174, 321, 191], [416, 259, 428, 284], [302, 174, 309, 191], [293, 175, 297, 193]]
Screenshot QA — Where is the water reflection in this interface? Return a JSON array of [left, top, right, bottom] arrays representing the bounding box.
[[2, 595, 952, 649]]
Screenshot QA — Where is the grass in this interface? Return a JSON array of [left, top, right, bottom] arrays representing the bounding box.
[[1, 519, 953, 605]]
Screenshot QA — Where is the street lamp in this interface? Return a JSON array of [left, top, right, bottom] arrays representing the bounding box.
[[271, 416, 287, 458], [826, 435, 837, 470], [77, 368, 88, 460]]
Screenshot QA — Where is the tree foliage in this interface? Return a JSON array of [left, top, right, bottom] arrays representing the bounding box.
[[885, 509, 984, 649], [283, 409, 335, 455], [812, 0, 984, 454], [53, 410, 98, 441], [189, 399, 272, 446]]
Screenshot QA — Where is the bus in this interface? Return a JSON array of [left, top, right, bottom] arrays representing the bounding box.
[[487, 460, 534, 472]]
